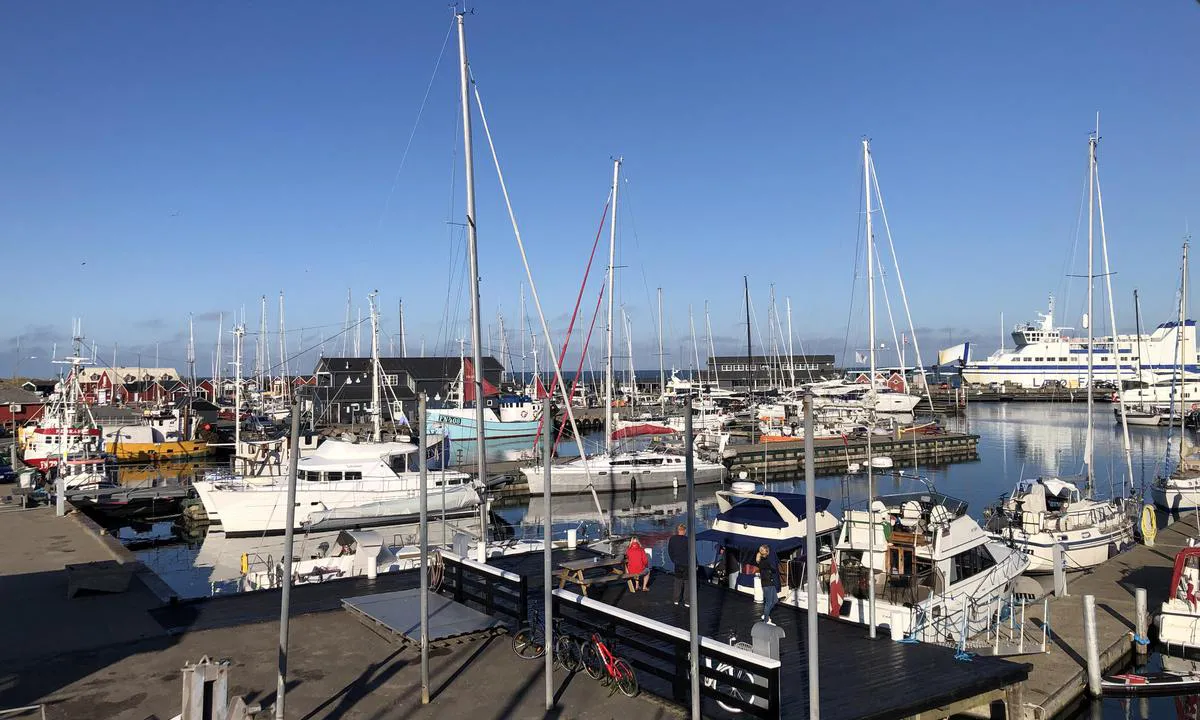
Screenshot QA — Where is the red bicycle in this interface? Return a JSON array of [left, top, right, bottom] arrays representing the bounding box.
[[580, 632, 639, 697]]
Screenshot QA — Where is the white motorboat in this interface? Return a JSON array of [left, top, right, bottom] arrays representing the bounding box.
[[192, 437, 478, 536], [1153, 440, 1200, 512], [836, 491, 1030, 641], [1156, 543, 1200, 655], [984, 477, 1135, 572]]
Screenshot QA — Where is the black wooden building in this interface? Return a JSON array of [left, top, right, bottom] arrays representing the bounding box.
[[706, 354, 837, 389], [311, 356, 505, 426]]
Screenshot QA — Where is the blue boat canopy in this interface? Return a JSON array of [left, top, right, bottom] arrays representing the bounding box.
[[695, 529, 804, 554], [714, 493, 831, 530]]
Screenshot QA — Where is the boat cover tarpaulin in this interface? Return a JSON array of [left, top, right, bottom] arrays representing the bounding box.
[[696, 529, 804, 554], [611, 423, 676, 440]]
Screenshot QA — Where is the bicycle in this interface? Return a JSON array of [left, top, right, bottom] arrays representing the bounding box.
[[580, 632, 639, 698], [511, 609, 584, 672], [702, 631, 756, 713]]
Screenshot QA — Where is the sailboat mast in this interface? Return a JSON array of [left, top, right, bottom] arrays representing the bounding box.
[[457, 13, 488, 537], [657, 287, 665, 414], [1085, 131, 1096, 495], [370, 293, 381, 443], [605, 158, 621, 456], [1133, 291, 1143, 379], [863, 137, 878, 639], [706, 302, 720, 388], [234, 324, 244, 459], [399, 299, 407, 358], [187, 314, 196, 395], [1181, 242, 1190, 462], [786, 297, 796, 389], [279, 292, 289, 404]]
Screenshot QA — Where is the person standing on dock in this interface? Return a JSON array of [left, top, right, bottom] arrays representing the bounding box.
[[668, 523, 689, 605], [757, 544, 781, 624]]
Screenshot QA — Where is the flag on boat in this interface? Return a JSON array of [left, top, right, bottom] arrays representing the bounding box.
[[828, 554, 844, 616], [534, 375, 550, 399], [462, 358, 501, 402], [937, 342, 971, 367], [611, 423, 676, 440]]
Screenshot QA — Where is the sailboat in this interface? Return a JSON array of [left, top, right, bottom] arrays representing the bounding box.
[[985, 129, 1136, 572], [1115, 289, 1173, 426], [521, 159, 727, 495], [1152, 242, 1200, 512]]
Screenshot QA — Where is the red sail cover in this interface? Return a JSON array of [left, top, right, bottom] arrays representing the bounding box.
[[462, 359, 500, 402], [611, 423, 676, 440], [535, 376, 550, 399]]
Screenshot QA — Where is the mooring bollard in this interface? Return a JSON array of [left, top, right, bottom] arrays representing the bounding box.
[[1134, 587, 1149, 657], [1053, 543, 1068, 597], [1083, 594, 1102, 696]]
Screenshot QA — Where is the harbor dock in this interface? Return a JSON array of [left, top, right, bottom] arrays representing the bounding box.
[[1009, 511, 1196, 719], [723, 431, 980, 479]]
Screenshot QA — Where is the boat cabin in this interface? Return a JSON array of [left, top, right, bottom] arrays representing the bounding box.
[[697, 489, 840, 598]]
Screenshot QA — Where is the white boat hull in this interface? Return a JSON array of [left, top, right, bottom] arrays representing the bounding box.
[[1154, 477, 1200, 512], [989, 523, 1135, 573], [521, 458, 726, 494], [194, 479, 479, 536]]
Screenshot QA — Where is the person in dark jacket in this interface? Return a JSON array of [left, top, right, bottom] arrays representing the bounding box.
[[667, 523, 689, 606], [756, 544, 781, 624]]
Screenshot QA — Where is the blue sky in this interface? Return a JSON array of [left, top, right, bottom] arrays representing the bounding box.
[[2, 2, 1198, 378]]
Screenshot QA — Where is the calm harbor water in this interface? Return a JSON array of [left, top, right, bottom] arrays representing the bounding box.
[[122, 402, 1197, 717]]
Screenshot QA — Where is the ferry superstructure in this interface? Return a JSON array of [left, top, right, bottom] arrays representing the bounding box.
[[962, 297, 1197, 388]]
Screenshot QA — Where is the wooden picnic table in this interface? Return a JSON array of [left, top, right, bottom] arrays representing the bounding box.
[[557, 555, 627, 597]]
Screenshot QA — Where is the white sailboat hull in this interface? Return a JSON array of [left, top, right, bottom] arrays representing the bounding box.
[[520, 457, 726, 494], [989, 522, 1134, 573], [1154, 476, 1200, 512]]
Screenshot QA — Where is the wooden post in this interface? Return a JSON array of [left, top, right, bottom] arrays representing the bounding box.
[[1083, 594, 1102, 696], [1135, 587, 1148, 657], [1004, 682, 1024, 720]]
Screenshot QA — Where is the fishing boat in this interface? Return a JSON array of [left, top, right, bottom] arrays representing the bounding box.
[[425, 357, 542, 441], [98, 407, 213, 463]]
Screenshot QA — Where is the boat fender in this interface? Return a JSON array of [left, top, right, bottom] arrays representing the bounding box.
[[1140, 505, 1158, 545], [240, 553, 249, 575]]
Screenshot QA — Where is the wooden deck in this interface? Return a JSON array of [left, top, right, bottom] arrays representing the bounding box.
[[494, 549, 1028, 720], [723, 431, 980, 479]]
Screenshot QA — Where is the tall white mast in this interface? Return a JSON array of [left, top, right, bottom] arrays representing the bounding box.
[[657, 287, 665, 413], [605, 158, 621, 456], [233, 324, 245, 459], [863, 137, 878, 639], [457, 12, 489, 561], [355, 308, 362, 357], [399, 298, 407, 358], [342, 288, 352, 357], [187, 313, 196, 395], [369, 292, 381, 443], [520, 283, 527, 384], [279, 292, 290, 404], [259, 295, 269, 395], [705, 301, 720, 389], [1085, 129, 1096, 495], [215, 313, 223, 399], [624, 308, 637, 406], [786, 297, 796, 389], [1179, 242, 1190, 463]]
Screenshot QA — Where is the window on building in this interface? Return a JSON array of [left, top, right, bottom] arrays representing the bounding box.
[[383, 374, 398, 386]]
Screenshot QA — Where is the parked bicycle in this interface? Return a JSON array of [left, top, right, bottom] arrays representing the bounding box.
[[702, 631, 756, 713], [580, 631, 639, 697], [511, 608, 584, 672]]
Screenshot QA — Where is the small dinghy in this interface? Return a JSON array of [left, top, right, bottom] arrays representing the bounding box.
[[1101, 671, 1200, 695]]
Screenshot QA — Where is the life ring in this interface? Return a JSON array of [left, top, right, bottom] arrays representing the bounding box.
[[520, 410, 529, 419], [1191, 403, 1199, 412]]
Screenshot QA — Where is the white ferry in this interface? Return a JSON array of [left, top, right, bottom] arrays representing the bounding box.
[[962, 297, 1197, 389]]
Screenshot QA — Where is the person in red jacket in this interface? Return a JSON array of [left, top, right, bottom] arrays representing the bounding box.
[[625, 536, 650, 592]]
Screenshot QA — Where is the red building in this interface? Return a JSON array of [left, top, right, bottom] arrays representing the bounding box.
[[0, 383, 48, 425]]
